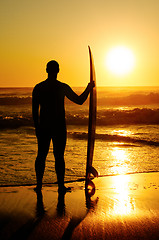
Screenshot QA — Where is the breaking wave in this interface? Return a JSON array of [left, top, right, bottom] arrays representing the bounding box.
[[0, 96, 32, 105], [97, 108, 159, 125], [1, 108, 159, 129], [98, 92, 159, 106], [1, 92, 159, 106], [68, 131, 159, 147], [0, 116, 32, 129]]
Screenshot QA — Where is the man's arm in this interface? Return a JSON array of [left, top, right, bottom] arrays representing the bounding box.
[[65, 82, 95, 105], [32, 86, 40, 136]]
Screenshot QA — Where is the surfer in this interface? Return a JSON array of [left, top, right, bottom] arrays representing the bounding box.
[[32, 60, 94, 194]]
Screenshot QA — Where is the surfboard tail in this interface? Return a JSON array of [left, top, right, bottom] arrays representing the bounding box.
[[88, 166, 98, 178]]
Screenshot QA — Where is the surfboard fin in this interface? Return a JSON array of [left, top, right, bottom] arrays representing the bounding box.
[[88, 166, 98, 178]]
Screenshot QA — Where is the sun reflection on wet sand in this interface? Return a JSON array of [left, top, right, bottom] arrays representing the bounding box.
[[109, 146, 135, 216], [111, 175, 135, 216]]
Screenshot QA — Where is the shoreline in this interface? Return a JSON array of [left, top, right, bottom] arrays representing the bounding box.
[[1, 170, 159, 188]]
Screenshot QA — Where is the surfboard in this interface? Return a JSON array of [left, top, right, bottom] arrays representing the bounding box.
[[85, 46, 98, 197]]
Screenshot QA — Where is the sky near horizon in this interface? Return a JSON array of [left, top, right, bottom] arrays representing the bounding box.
[[0, 0, 159, 87]]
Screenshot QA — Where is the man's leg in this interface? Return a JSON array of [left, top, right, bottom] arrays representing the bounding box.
[[53, 127, 67, 192], [35, 130, 51, 191]]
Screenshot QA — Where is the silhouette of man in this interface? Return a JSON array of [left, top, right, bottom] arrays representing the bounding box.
[[32, 60, 94, 193]]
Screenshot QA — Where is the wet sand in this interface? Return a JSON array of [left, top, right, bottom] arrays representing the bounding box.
[[0, 172, 159, 240]]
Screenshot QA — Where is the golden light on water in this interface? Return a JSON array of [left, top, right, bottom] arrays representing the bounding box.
[[110, 129, 131, 175], [111, 148, 129, 175], [112, 148, 126, 161], [112, 129, 131, 137]]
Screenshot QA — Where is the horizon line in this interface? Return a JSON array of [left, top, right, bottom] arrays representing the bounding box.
[[1, 85, 159, 88]]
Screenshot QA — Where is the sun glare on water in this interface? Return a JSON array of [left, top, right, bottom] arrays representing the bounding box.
[[106, 46, 135, 76]]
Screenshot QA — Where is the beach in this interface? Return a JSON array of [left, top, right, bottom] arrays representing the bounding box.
[[0, 172, 159, 240]]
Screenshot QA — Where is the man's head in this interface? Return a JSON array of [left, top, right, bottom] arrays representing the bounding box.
[[46, 60, 59, 75]]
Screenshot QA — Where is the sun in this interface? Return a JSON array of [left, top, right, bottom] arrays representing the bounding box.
[[105, 46, 135, 76]]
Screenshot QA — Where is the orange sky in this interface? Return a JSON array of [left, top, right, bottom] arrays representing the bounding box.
[[0, 0, 159, 87]]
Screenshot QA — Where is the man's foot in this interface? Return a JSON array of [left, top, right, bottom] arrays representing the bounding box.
[[58, 186, 72, 194]]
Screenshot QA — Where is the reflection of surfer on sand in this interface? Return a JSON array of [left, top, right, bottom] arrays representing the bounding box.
[[32, 60, 95, 194]]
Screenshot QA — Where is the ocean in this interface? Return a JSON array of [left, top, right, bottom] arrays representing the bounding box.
[[0, 86, 159, 186]]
